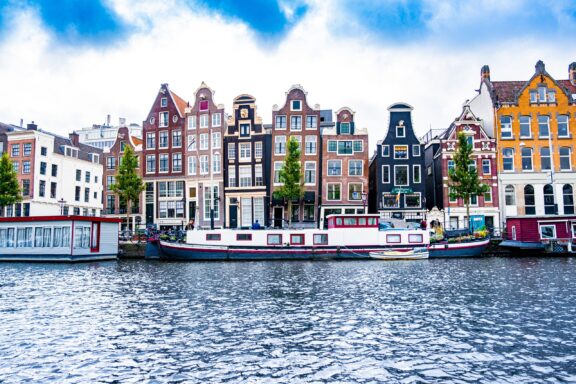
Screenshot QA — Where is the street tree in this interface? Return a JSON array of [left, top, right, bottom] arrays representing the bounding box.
[[273, 136, 303, 226], [111, 146, 145, 232], [0, 152, 21, 216]]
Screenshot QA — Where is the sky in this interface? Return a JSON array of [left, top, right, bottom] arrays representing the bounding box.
[[1, 0, 575, 152]]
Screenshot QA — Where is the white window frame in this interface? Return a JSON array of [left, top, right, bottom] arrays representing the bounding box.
[[274, 162, 283, 185], [382, 145, 390, 157], [558, 115, 570, 138], [159, 131, 169, 149], [290, 115, 302, 131], [482, 159, 491, 175], [212, 113, 221, 127], [393, 145, 409, 160], [412, 144, 421, 157], [348, 160, 363, 176], [159, 153, 169, 173], [396, 126, 405, 138], [275, 115, 287, 130], [502, 148, 514, 172], [539, 224, 556, 239], [239, 165, 252, 187], [212, 153, 221, 174], [519, 115, 531, 138], [172, 130, 182, 148], [305, 136, 317, 155], [199, 133, 209, 150], [327, 159, 342, 176], [228, 142, 236, 160], [239, 143, 251, 162], [484, 187, 492, 203], [394, 165, 409, 187], [228, 166, 236, 187], [159, 112, 169, 128], [353, 140, 363, 153], [304, 161, 316, 186], [188, 156, 197, 175], [404, 192, 421, 209], [146, 155, 156, 174], [326, 183, 342, 201], [187, 116, 196, 130], [306, 115, 317, 130], [200, 155, 209, 175], [348, 183, 363, 201], [146, 132, 155, 149], [500, 116, 513, 138], [212, 132, 221, 149], [161, 97, 167, 107], [291, 100, 302, 111], [172, 152, 182, 172], [255, 141, 263, 158], [275, 136, 286, 155], [560, 147, 572, 170], [382, 165, 390, 183], [200, 114, 209, 129], [413, 164, 421, 183]]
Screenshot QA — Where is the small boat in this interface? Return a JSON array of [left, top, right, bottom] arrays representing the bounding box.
[[369, 247, 429, 260], [428, 237, 490, 257]]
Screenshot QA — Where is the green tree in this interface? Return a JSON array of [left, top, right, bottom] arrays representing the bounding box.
[[0, 152, 22, 216], [448, 132, 489, 232], [273, 136, 303, 226], [111, 146, 144, 231]]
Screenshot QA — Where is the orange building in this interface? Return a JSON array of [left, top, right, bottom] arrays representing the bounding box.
[[483, 60, 576, 224]]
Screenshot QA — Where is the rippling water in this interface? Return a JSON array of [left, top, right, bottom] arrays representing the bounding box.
[[1, 257, 576, 383]]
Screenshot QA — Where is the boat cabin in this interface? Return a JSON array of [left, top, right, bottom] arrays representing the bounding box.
[[504, 216, 576, 253], [326, 214, 379, 229], [0, 216, 121, 262]]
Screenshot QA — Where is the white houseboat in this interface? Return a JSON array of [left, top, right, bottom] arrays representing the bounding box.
[[0, 216, 121, 262]]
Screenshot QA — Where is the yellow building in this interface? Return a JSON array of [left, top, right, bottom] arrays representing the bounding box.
[[482, 60, 576, 223]]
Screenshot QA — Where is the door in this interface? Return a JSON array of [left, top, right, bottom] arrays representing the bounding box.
[[90, 222, 100, 253], [189, 202, 196, 221], [145, 203, 154, 225], [229, 205, 238, 229], [274, 207, 283, 228]]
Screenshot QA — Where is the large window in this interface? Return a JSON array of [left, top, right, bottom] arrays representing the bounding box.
[[519, 116, 531, 137], [558, 115, 569, 137], [327, 183, 341, 200], [200, 133, 209, 150], [172, 131, 182, 148], [503, 148, 514, 171], [305, 136, 317, 155], [212, 154, 220, 174], [146, 133, 155, 149], [228, 143, 236, 159], [541, 147, 551, 170], [349, 160, 363, 176], [255, 164, 263, 186], [563, 184, 574, 214], [159, 131, 168, 148], [255, 142, 262, 158], [337, 141, 353, 155], [187, 116, 196, 130], [212, 113, 221, 127], [274, 162, 283, 184], [482, 159, 491, 175], [394, 165, 408, 186], [241, 198, 252, 227], [212, 132, 221, 149], [23, 143, 31, 156], [382, 194, 399, 208], [304, 162, 316, 185], [239, 166, 252, 187], [275, 136, 286, 155], [200, 114, 209, 128], [524, 185, 535, 215], [188, 156, 196, 175], [290, 115, 302, 131], [275, 115, 286, 129], [203, 186, 220, 220], [146, 155, 156, 173], [500, 116, 512, 138], [505, 185, 515, 206], [521, 147, 533, 171], [405, 193, 421, 208], [239, 143, 251, 161], [159, 154, 169, 172], [382, 165, 390, 183], [172, 153, 182, 172], [306, 115, 317, 129], [200, 155, 209, 174], [394, 145, 408, 159], [538, 115, 550, 137], [11, 144, 20, 157], [348, 183, 362, 200], [327, 160, 341, 176], [544, 184, 555, 214], [228, 166, 236, 187], [560, 147, 571, 170]]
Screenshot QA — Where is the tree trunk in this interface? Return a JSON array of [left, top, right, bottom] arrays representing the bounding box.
[[465, 197, 470, 234], [126, 199, 131, 233], [287, 200, 292, 227]]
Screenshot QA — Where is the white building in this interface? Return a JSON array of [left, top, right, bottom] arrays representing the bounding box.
[[76, 116, 142, 150]]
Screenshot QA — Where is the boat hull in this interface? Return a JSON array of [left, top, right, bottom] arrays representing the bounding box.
[[428, 238, 490, 258], [369, 248, 429, 260], [0, 253, 117, 263]]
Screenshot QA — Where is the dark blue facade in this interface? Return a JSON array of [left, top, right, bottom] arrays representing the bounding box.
[[368, 103, 425, 221]]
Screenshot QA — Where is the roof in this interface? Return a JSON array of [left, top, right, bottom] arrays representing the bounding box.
[[131, 136, 143, 146], [0, 215, 121, 223], [170, 90, 188, 116], [51, 133, 102, 161], [558, 80, 576, 96], [490, 81, 525, 104]]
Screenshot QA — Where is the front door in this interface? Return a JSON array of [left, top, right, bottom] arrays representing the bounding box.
[[229, 205, 238, 228], [145, 203, 154, 225], [189, 201, 196, 221], [274, 207, 283, 228]]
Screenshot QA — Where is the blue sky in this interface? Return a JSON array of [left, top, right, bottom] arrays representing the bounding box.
[[0, 0, 574, 146]]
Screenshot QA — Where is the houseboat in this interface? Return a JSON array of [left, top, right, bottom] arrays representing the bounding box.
[[0, 216, 121, 262], [500, 216, 576, 254]]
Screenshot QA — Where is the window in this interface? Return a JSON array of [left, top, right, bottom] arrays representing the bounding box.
[[239, 143, 251, 161], [159, 112, 169, 127], [203, 185, 220, 220], [327, 160, 342, 176], [413, 165, 421, 183], [76, 169, 81, 181], [548, 90, 556, 103], [503, 148, 514, 171], [212, 153, 220, 174], [11, 161, 18, 174], [382, 165, 390, 183], [304, 162, 316, 185], [107, 176, 115, 191], [22, 180, 30, 196], [387, 234, 401, 243], [314, 234, 328, 245], [159, 154, 169, 172], [563, 184, 574, 214], [172, 153, 182, 172], [75, 186, 81, 201], [500, 116, 512, 138], [199, 133, 209, 150], [236, 233, 252, 241], [275, 115, 287, 129], [382, 145, 390, 157], [206, 234, 221, 241], [11, 144, 19, 157], [340, 122, 350, 134], [305, 136, 317, 155], [146, 132, 155, 149], [255, 164, 263, 186], [238, 166, 252, 188], [21, 161, 29, 174], [480, 159, 491, 175], [405, 194, 421, 208], [200, 155, 209, 174], [290, 234, 305, 245], [228, 143, 236, 159], [538, 115, 550, 137], [348, 183, 362, 200], [396, 126, 405, 138], [107, 156, 116, 171], [560, 147, 571, 170], [160, 97, 167, 107], [448, 160, 455, 173], [84, 171, 90, 183], [539, 225, 556, 239], [23, 143, 31, 156], [200, 100, 209, 111], [240, 124, 250, 137], [303, 205, 314, 221], [468, 160, 476, 172], [212, 113, 221, 127], [543, 184, 555, 214], [409, 234, 423, 243], [159, 131, 169, 148], [51, 164, 57, 177], [146, 155, 156, 173], [328, 140, 337, 152], [228, 166, 236, 187], [39, 146, 47, 156], [538, 87, 547, 103], [484, 187, 492, 203], [337, 141, 353, 155], [349, 160, 363, 176], [172, 131, 182, 148], [353, 140, 363, 152], [394, 165, 408, 186], [274, 162, 283, 184], [538, 147, 550, 170], [558, 115, 569, 137], [84, 188, 90, 202], [291, 100, 301, 111], [520, 116, 531, 137], [275, 136, 286, 155], [267, 234, 282, 245], [530, 90, 537, 103], [327, 183, 341, 200], [412, 144, 421, 157], [241, 197, 252, 227], [394, 145, 408, 159], [188, 156, 197, 175], [306, 115, 317, 129], [290, 115, 302, 131], [521, 147, 533, 170], [505, 185, 515, 206], [39, 180, 45, 197], [188, 116, 196, 130], [200, 114, 209, 128], [254, 141, 262, 158], [212, 132, 221, 149], [524, 185, 535, 215]]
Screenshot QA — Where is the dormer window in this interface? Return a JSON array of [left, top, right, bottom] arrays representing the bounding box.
[[291, 100, 302, 111], [240, 124, 250, 137], [160, 97, 167, 108], [396, 126, 405, 138], [340, 122, 350, 134], [200, 100, 209, 111], [538, 86, 547, 102], [89, 153, 100, 163], [63, 146, 78, 158]]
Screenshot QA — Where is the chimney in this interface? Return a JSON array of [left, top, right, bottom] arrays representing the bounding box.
[[119, 117, 126, 127], [69, 132, 79, 146], [569, 62, 576, 86], [27, 121, 38, 131], [106, 114, 111, 126], [535, 60, 545, 74], [19, 118, 23, 128], [481, 65, 490, 81]]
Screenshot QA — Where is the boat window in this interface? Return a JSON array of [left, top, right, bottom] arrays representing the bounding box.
[[313, 234, 328, 245], [343, 218, 357, 226], [267, 234, 282, 245], [408, 234, 423, 243], [539, 225, 556, 239], [358, 218, 367, 226], [386, 234, 401, 243], [206, 233, 221, 241], [16, 227, 33, 248], [0, 228, 15, 248], [291, 234, 305, 245], [236, 233, 252, 241], [511, 226, 517, 241], [335, 218, 343, 226], [74, 226, 91, 248], [367, 218, 377, 226]]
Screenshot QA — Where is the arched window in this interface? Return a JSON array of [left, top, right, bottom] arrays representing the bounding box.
[[505, 185, 515, 206], [521, 148, 533, 170], [524, 185, 535, 215], [563, 184, 574, 214], [544, 184, 555, 214]]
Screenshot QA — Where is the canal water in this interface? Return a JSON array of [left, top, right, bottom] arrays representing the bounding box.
[[1, 258, 575, 383]]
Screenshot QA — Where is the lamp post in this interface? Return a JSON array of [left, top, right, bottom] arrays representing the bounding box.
[[361, 191, 367, 214], [59, 198, 66, 216]]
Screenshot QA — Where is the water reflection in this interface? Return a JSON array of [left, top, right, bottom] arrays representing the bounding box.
[[0, 258, 575, 382]]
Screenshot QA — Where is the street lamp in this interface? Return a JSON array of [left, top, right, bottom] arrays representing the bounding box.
[[59, 198, 66, 216], [361, 192, 367, 213]]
